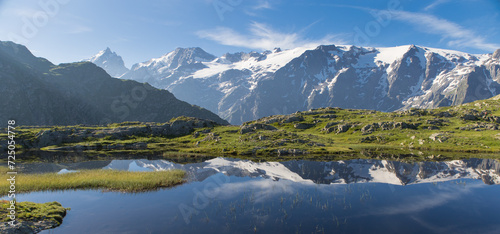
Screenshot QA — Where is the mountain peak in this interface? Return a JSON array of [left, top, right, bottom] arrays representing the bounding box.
[[87, 47, 129, 77], [493, 49, 500, 59], [132, 46, 216, 71], [93, 47, 116, 59], [173, 47, 215, 59]]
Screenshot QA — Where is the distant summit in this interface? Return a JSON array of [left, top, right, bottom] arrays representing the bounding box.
[[86, 47, 129, 77]]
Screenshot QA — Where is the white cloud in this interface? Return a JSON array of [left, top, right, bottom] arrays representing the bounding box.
[[213, 179, 302, 203], [372, 191, 459, 216], [253, 1, 272, 10], [68, 25, 92, 34], [424, 0, 450, 11], [244, 0, 273, 16], [11, 8, 38, 18], [196, 22, 347, 50], [391, 10, 500, 52], [362, 183, 483, 217]]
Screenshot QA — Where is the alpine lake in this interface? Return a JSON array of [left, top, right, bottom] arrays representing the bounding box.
[[2, 151, 499, 234]]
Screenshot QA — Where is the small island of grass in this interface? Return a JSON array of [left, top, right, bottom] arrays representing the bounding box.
[[0, 167, 185, 233], [0, 167, 186, 195]]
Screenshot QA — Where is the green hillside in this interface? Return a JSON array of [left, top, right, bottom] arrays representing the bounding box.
[[4, 95, 500, 161]]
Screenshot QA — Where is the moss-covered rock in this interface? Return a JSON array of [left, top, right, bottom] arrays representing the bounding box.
[[0, 201, 69, 233]]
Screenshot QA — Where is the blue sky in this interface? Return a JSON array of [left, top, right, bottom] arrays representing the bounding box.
[[1, 0, 499, 67]]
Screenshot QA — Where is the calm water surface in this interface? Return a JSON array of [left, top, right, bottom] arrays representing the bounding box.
[[5, 157, 500, 234]]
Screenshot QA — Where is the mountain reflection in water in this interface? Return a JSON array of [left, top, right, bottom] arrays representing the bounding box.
[[18, 157, 500, 185], [6, 157, 499, 234]]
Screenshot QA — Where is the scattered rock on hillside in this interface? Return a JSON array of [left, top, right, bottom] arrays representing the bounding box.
[[202, 133, 220, 142], [240, 123, 277, 134], [429, 133, 449, 143], [459, 123, 499, 131], [318, 114, 337, 119], [434, 111, 453, 118], [255, 115, 284, 124], [378, 122, 393, 130], [461, 114, 478, 121], [282, 115, 305, 123]]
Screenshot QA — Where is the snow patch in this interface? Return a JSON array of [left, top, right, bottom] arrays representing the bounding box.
[[374, 45, 411, 64], [193, 46, 314, 79]]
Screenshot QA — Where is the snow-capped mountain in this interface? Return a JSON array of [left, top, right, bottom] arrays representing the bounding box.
[[86, 47, 129, 77], [106, 45, 500, 124], [121, 47, 216, 86], [102, 158, 500, 185]]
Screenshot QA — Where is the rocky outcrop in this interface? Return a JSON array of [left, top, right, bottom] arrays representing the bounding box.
[[20, 117, 219, 149], [361, 124, 377, 134], [294, 123, 315, 129], [0, 220, 62, 234]]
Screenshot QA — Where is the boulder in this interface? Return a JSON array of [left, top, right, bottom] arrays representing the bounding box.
[[461, 114, 478, 121], [294, 123, 315, 129], [393, 122, 419, 130], [337, 124, 351, 133]]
